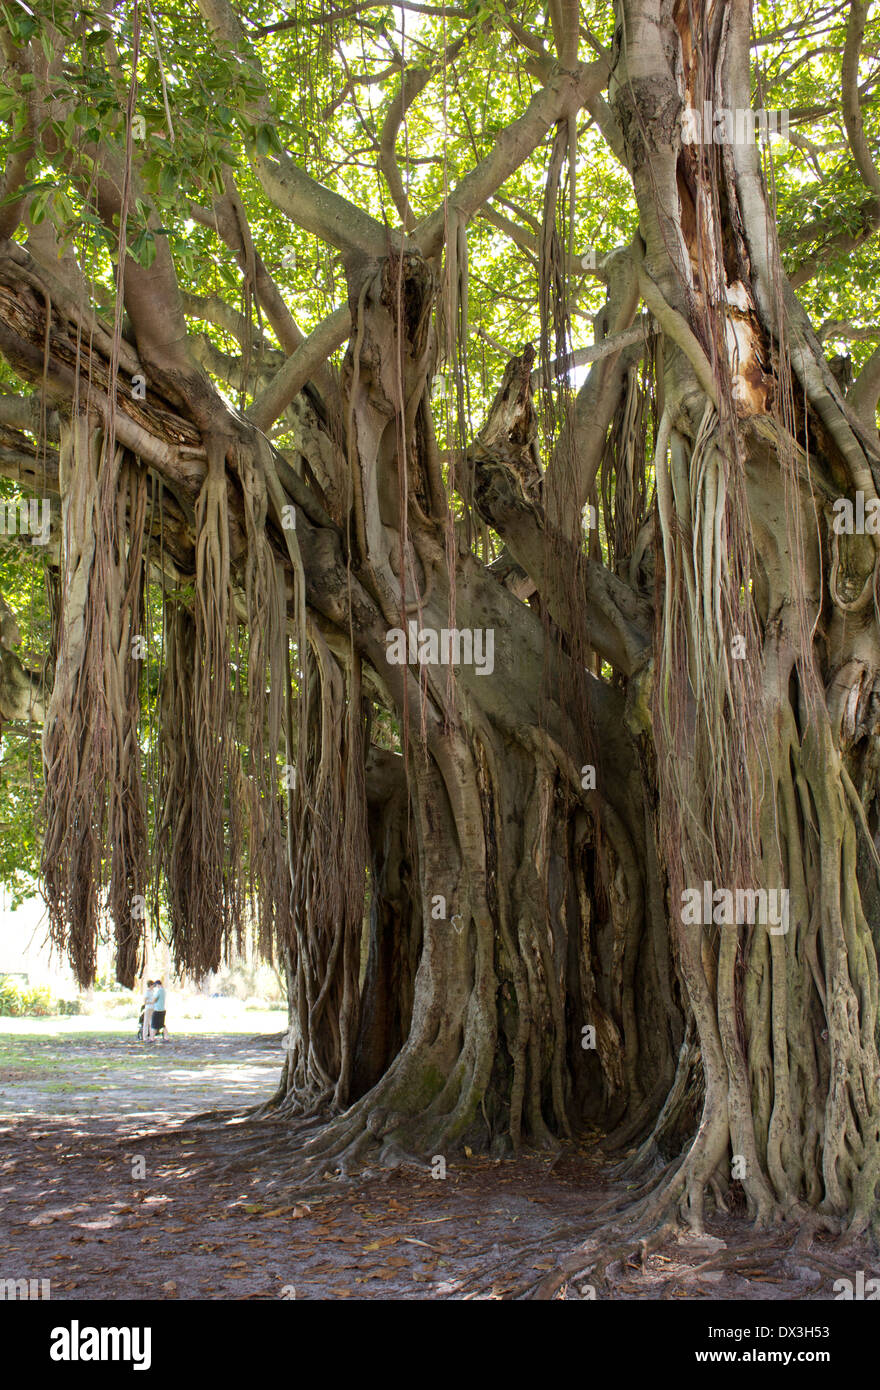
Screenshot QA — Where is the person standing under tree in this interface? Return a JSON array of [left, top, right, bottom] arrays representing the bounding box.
[[141, 979, 156, 1042], [151, 980, 168, 1041]]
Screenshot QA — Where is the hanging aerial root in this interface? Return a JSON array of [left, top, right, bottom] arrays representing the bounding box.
[[108, 459, 148, 986], [279, 629, 368, 1113], [41, 413, 147, 987], [157, 436, 243, 978], [235, 434, 288, 958]]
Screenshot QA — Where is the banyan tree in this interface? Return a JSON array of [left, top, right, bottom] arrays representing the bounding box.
[[1, 0, 880, 1281]]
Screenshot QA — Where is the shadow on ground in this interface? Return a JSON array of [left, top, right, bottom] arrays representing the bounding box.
[[1, 1030, 875, 1300]]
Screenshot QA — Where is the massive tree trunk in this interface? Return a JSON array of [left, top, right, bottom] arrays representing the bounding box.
[[595, 0, 880, 1240], [269, 248, 680, 1162]]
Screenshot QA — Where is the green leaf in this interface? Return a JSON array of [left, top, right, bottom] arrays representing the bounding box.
[[30, 190, 49, 225], [255, 123, 282, 157], [128, 229, 157, 268]]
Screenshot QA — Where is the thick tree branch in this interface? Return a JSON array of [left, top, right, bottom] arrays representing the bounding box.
[[196, 0, 389, 261], [379, 40, 465, 229], [531, 322, 651, 387], [843, 0, 880, 198], [848, 340, 880, 428], [413, 61, 606, 258], [0, 242, 204, 475], [182, 292, 264, 350], [32, 90, 224, 430], [728, 0, 880, 533], [819, 318, 880, 342], [549, 0, 580, 68], [191, 332, 283, 395], [248, 305, 350, 432], [789, 201, 880, 287], [472, 347, 652, 675], [187, 198, 304, 356]]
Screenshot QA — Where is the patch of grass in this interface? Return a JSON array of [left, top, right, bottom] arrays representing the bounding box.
[[0, 1029, 136, 1044], [42, 1081, 93, 1093], [0, 1049, 61, 1071]]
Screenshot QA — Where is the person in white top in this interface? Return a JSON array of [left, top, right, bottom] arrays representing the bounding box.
[[151, 981, 167, 1041], [141, 980, 157, 1042]]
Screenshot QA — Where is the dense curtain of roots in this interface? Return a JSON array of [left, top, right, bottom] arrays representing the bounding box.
[[155, 441, 244, 975], [236, 436, 290, 958], [279, 632, 368, 1113], [153, 432, 295, 978], [41, 413, 147, 987], [108, 461, 148, 985]]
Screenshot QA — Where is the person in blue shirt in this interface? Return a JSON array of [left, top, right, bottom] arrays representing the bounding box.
[[150, 981, 168, 1041]]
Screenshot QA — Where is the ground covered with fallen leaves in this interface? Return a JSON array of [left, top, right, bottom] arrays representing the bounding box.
[[1, 1028, 876, 1300]]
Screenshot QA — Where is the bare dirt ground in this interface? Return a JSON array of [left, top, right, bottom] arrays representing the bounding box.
[[1, 1027, 876, 1300]]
